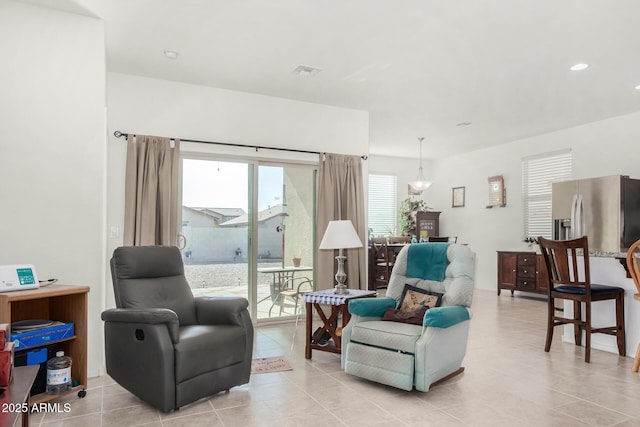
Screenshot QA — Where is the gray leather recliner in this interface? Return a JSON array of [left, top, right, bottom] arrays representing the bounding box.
[[101, 246, 254, 412]]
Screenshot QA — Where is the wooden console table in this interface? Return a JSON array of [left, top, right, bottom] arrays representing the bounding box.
[[0, 285, 89, 405], [303, 289, 376, 359], [497, 251, 548, 296]]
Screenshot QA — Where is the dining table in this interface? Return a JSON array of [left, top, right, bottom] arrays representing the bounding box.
[[257, 265, 314, 315]]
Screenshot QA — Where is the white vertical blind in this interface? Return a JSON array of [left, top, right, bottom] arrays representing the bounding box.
[[522, 150, 572, 239], [368, 174, 397, 237]]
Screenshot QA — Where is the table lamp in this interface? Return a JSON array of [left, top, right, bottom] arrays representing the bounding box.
[[319, 220, 363, 294]]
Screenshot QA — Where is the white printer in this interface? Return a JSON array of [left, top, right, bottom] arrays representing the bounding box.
[[0, 265, 39, 292]]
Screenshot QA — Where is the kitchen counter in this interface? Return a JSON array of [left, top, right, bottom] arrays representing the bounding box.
[[590, 250, 631, 258], [525, 249, 628, 258]]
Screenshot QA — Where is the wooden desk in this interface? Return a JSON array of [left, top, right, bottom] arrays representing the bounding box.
[[0, 365, 39, 427], [303, 289, 376, 359]]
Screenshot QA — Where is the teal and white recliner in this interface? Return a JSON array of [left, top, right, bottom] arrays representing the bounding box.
[[342, 243, 475, 391]]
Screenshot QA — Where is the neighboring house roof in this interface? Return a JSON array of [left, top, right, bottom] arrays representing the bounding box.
[[189, 207, 245, 218], [219, 204, 287, 227], [182, 205, 213, 218]]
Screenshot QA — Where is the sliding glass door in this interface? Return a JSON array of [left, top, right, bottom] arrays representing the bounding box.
[[255, 164, 316, 320], [180, 158, 251, 302], [180, 156, 316, 321]]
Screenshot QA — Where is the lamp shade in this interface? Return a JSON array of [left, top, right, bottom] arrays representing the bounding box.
[[319, 220, 363, 250]]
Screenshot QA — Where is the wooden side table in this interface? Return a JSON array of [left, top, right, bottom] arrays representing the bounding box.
[[0, 284, 89, 404], [303, 289, 376, 359]]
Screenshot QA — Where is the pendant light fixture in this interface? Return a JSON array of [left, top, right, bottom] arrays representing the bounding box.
[[408, 137, 432, 194]]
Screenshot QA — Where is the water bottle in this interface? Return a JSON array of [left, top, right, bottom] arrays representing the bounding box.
[[46, 351, 72, 394]]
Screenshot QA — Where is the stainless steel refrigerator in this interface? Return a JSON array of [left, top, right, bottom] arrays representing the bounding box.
[[551, 175, 640, 253]]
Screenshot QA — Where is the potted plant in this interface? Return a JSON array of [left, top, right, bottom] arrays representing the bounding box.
[[292, 253, 302, 267], [398, 197, 431, 237], [524, 237, 539, 249]]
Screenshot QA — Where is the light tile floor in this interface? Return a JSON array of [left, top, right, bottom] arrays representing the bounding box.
[[26, 289, 640, 426]]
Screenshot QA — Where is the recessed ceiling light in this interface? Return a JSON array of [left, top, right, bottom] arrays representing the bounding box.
[[570, 63, 589, 71], [292, 65, 321, 77], [163, 50, 179, 60], [635, 84, 640, 90]]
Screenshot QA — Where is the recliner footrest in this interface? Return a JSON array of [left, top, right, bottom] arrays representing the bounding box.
[[344, 342, 414, 391]]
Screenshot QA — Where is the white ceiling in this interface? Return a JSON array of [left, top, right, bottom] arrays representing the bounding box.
[[21, 0, 640, 159]]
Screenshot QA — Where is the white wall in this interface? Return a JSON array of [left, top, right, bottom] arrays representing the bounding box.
[[427, 111, 640, 293], [0, 1, 106, 376], [107, 72, 368, 156], [106, 72, 369, 308], [182, 218, 283, 264]]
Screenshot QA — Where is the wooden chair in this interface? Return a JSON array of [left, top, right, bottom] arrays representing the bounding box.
[[538, 236, 625, 363], [626, 239, 640, 371], [370, 238, 393, 289], [279, 276, 313, 316]]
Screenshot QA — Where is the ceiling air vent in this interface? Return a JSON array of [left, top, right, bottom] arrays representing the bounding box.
[[292, 65, 321, 77]]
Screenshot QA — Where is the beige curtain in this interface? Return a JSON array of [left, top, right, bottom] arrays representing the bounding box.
[[123, 134, 180, 246], [317, 153, 366, 290]]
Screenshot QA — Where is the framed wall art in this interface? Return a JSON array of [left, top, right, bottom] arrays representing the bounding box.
[[452, 186, 465, 208]]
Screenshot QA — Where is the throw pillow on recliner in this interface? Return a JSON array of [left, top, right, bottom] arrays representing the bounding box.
[[382, 305, 428, 325], [398, 284, 443, 313], [381, 284, 443, 325]]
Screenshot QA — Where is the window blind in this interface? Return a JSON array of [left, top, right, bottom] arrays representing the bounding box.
[[522, 150, 572, 239], [368, 174, 397, 237]]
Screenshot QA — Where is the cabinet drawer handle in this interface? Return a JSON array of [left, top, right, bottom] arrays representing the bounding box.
[[523, 270, 528, 273], [523, 258, 528, 262], [523, 281, 528, 285]]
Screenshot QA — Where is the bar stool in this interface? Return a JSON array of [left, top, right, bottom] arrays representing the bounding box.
[[538, 236, 626, 363], [626, 239, 640, 371]]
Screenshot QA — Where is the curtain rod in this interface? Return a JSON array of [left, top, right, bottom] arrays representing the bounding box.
[[113, 131, 368, 160]]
